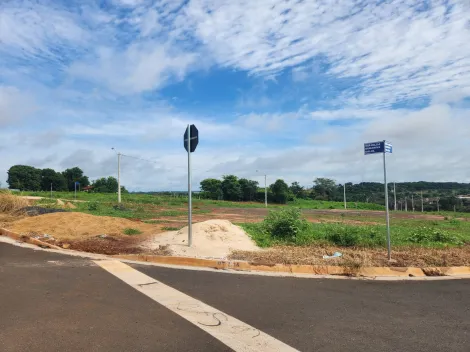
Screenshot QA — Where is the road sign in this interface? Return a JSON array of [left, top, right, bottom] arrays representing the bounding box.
[[363, 140, 393, 261], [364, 141, 393, 155], [184, 124, 199, 153]]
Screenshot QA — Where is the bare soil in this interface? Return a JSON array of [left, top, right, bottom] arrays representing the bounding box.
[[6, 212, 162, 241]]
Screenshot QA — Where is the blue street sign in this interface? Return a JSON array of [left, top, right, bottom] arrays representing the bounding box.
[[364, 141, 393, 155]]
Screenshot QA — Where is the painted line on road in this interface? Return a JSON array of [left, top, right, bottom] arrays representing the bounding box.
[[95, 260, 299, 352]]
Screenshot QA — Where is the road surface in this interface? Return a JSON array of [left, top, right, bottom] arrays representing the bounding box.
[[1, 242, 469, 351]]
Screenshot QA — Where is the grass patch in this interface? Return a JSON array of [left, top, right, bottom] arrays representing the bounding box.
[[162, 226, 181, 231], [123, 228, 142, 235], [158, 210, 186, 217], [241, 208, 468, 249]]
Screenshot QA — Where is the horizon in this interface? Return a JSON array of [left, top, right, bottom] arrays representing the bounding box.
[[1, 0, 470, 192]]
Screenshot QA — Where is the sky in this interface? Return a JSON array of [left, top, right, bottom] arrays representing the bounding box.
[[1, 0, 470, 191]]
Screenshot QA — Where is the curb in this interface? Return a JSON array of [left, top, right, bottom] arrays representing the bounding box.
[[113, 254, 449, 278], [0, 228, 63, 250], [2, 228, 469, 279]]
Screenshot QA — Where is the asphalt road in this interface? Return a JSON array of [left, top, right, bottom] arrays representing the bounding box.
[[1, 242, 469, 352]]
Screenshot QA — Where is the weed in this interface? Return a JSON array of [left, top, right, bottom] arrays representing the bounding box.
[[123, 228, 142, 235], [162, 226, 180, 231], [159, 210, 186, 216], [88, 202, 100, 211]]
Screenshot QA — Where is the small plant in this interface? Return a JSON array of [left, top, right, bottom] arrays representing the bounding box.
[[88, 201, 100, 211], [162, 226, 180, 231], [123, 228, 142, 235]]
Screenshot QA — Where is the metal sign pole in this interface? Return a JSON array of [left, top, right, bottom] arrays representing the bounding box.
[[344, 184, 347, 209], [187, 125, 192, 247], [383, 145, 391, 260]]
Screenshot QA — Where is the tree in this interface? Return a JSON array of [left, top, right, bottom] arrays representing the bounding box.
[[270, 179, 290, 204], [289, 182, 304, 198], [200, 178, 222, 200], [41, 168, 67, 191], [7, 165, 42, 191], [239, 178, 258, 201], [221, 175, 242, 201], [313, 178, 337, 200], [62, 167, 90, 191], [92, 177, 119, 193]]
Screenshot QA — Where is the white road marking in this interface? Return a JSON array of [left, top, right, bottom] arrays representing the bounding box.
[[95, 260, 299, 352]]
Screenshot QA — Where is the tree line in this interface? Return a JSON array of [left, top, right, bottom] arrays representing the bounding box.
[[200, 176, 470, 211], [6, 165, 126, 193]]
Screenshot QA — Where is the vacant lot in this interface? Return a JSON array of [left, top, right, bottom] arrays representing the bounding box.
[[4, 191, 469, 266]]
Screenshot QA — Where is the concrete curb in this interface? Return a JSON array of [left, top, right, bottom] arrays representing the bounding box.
[[0, 228, 63, 250], [2, 228, 469, 279], [114, 254, 467, 278]]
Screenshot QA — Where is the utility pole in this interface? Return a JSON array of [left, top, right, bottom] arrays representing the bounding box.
[[411, 194, 414, 212], [421, 191, 424, 212], [405, 197, 408, 212], [112, 148, 122, 203], [436, 198, 440, 212], [50, 183, 53, 200], [264, 174, 267, 208], [343, 183, 347, 209], [256, 170, 267, 208], [393, 182, 397, 211], [117, 152, 121, 203]]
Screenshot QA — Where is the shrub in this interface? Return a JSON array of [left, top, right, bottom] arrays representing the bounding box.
[[325, 225, 360, 246], [262, 208, 310, 241], [407, 227, 462, 245], [88, 201, 100, 211]]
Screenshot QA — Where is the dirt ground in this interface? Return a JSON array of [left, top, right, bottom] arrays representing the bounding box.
[[148, 207, 462, 229], [7, 212, 161, 240]]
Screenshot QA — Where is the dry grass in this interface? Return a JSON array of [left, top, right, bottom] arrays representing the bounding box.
[[229, 244, 470, 267], [0, 190, 29, 214]]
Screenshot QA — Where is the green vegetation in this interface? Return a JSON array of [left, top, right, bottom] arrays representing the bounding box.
[[7, 165, 89, 192], [123, 228, 142, 235], [241, 208, 469, 248], [200, 174, 470, 212], [162, 226, 181, 231]]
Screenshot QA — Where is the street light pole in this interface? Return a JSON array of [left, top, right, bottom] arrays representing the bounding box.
[[264, 174, 267, 208], [256, 170, 268, 208], [112, 148, 122, 203], [117, 152, 121, 203], [393, 182, 397, 211]]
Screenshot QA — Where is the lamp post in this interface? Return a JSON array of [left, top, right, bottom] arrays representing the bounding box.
[[256, 170, 267, 208], [111, 148, 122, 203]]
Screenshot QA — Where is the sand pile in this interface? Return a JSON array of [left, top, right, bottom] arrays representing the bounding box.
[[7, 212, 160, 240], [143, 219, 260, 259]]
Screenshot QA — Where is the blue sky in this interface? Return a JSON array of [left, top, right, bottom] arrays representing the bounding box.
[[1, 0, 470, 191]]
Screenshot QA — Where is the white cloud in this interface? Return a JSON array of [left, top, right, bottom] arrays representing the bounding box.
[[0, 86, 36, 126], [68, 43, 197, 94], [0, 2, 88, 61], [180, 0, 470, 107]]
